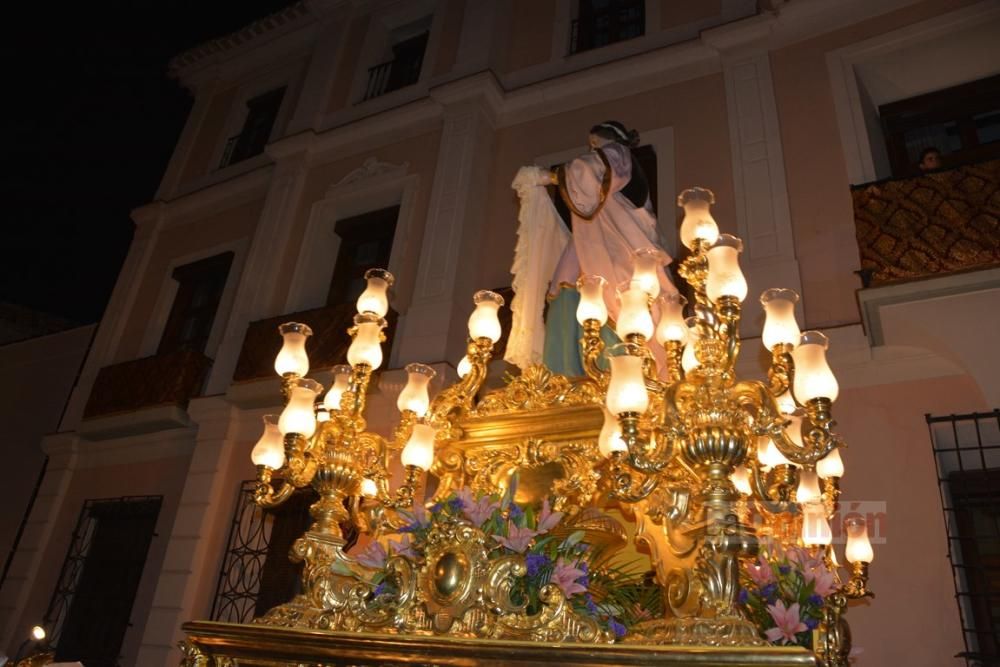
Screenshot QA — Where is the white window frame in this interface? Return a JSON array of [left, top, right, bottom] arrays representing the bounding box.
[[139, 238, 249, 360], [350, 0, 445, 106], [826, 1, 1000, 185]]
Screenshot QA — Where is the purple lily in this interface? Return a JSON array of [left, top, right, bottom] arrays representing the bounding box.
[[355, 540, 387, 569], [457, 487, 500, 526]]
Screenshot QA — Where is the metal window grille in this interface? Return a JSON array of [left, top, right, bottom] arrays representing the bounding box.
[[209, 481, 272, 623], [928, 409, 1000, 666], [210, 481, 360, 622], [42, 495, 162, 667]]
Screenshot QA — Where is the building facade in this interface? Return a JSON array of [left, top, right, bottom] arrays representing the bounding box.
[[1, 0, 998, 665]]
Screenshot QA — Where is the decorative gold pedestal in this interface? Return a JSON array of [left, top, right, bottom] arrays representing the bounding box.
[[181, 621, 817, 666]]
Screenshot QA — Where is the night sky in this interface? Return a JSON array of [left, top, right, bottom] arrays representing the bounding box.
[[2, 1, 293, 325]]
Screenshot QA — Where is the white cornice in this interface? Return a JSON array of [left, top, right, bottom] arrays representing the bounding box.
[[169, 2, 317, 86]]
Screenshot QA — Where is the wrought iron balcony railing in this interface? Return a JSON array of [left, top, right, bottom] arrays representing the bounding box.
[[362, 54, 424, 101], [83, 349, 212, 420], [232, 303, 398, 384], [852, 158, 1000, 286]]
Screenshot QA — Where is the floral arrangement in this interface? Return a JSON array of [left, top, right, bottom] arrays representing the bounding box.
[[739, 544, 837, 648], [353, 478, 662, 639]]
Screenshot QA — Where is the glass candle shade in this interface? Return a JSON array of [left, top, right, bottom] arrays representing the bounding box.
[[616, 282, 654, 340], [360, 478, 378, 498], [793, 331, 839, 403], [817, 447, 845, 479], [278, 378, 322, 438], [605, 343, 649, 415], [397, 363, 436, 417], [796, 469, 822, 504], [356, 268, 394, 318], [457, 355, 472, 378], [315, 405, 330, 423], [401, 423, 436, 471], [706, 234, 747, 302], [681, 317, 701, 373], [678, 187, 720, 250], [845, 516, 874, 564], [251, 414, 284, 469], [761, 288, 801, 351], [801, 503, 833, 547], [757, 436, 791, 468], [323, 365, 352, 411], [468, 290, 504, 342], [347, 313, 386, 369], [576, 274, 609, 326], [654, 293, 688, 345], [631, 247, 668, 298], [274, 322, 312, 377], [598, 407, 627, 458], [731, 465, 752, 495]]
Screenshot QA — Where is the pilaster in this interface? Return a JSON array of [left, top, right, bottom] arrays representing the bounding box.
[[155, 77, 221, 200], [704, 24, 802, 334], [395, 77, 500, 365], [286, 5, 352, 134], [0, 434, 79, 652], [135, 396, 241, 667], [205, 154, 311, 395]]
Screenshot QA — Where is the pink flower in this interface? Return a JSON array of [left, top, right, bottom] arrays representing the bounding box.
[[550, 558, 588, 598], [765, 600, 807, 644], [536, 498, 564, 533], [457, 488, 500, 526], [388, 535, 417, 560], [355, 540, 387, 569], [493, 522, 538, 553], [786, 546, 822, 571], [804, 563, 837, 597], [747, 554, 775, 588]]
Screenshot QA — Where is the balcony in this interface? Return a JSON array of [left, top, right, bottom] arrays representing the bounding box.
[[80, 349, 211, 437], [232, 303, 399, 385], [852, 160, 1000, 386], [852, 158, 1000, 287]]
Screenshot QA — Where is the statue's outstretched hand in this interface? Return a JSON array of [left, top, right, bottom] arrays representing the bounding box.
[[512, 165, 553, 197]]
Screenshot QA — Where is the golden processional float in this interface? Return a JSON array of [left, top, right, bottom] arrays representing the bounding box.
[[181, 188, 874, 667]]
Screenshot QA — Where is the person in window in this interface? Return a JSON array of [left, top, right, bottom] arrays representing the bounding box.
[[507, 121, 676, 376], [918, 146, 943, 172]]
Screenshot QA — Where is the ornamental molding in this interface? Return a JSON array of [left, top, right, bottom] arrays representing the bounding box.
[[328, 157, 410, 194]]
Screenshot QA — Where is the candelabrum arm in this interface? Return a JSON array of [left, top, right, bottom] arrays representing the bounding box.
[[373, 465, 423, 510], [254, 465, 296, 508], [608, 455, 663, 503], [284, 433, 319, 488], [579, 319, 608, 385], [715, 296, 742, 372], [767, 343, 795, 398], [663, 340, 684, 383], [733, 379, 838, 466], [429, 337, 494, 427]]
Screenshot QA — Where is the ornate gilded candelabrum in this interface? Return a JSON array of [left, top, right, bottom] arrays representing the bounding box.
[[574, 188, 873, 653], [249, 268, 505, 627], [243, 186, 873, 662]]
